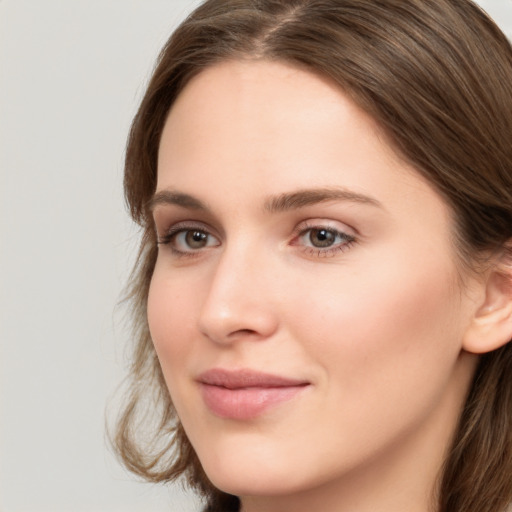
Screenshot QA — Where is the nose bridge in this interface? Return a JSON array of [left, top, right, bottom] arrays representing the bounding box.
[[198, 236, 278, 343]]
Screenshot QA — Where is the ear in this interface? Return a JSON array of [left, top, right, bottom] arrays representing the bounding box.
[[463, 248, 512, 354]]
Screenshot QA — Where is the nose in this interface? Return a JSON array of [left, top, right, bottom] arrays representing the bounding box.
[[198, 244, 279, 345]]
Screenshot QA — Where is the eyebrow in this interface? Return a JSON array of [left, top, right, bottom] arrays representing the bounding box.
[[264, 187, 383, 212], [148, 190, 209, 212], [148, 187, 383, 214]]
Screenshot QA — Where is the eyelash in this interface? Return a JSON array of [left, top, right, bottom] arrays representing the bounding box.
[[156, 221, 357, 259], [292, 221, 356, 258], [157, 222, 218, 258]]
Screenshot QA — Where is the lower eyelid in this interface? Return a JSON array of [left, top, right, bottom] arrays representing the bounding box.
[[298, 240, 356, 259]]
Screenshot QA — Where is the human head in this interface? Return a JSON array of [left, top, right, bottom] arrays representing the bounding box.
[[115, 1, 512, 511]]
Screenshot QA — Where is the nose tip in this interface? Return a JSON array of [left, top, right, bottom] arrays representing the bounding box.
[[199, 298, 279, 345], [197, 257, 279, 345]]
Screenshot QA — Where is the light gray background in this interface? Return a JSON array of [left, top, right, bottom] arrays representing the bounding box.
[[1, 1, 511, 511]]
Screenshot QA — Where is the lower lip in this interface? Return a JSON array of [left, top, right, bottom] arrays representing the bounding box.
[[200, 384, 308, 420]]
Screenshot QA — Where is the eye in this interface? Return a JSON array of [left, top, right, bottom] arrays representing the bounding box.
[[157, 224, 220, 256], [294, 224, 356, 257]]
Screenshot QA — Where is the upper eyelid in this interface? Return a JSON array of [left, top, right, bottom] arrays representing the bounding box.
[[298, 225, 353, 237], [156, 219, 217, 236], [150, 203, 223, 240], [294, 218, 358, 236]]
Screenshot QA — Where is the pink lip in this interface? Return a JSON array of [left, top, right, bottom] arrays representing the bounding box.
[[198, 369, 310, 420]]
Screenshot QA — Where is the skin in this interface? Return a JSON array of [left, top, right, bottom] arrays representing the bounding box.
[[147, 60, 484, 512]]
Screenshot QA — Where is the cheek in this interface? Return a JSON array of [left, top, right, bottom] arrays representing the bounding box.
[[146, 270, 208, 432], [287, 248, 465, 400], [147, 270, 196, 372], [271, 251, 468, 475]]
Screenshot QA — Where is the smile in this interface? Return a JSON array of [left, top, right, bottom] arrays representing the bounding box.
[[198, 369, 310, 420]]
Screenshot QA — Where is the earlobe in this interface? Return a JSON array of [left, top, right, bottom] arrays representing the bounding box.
[[462, 251, 512, 354]]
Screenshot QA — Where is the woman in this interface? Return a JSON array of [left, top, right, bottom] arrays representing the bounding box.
[[113, 1, 512, 511]]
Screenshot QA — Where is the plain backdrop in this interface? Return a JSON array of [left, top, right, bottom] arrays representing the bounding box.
[[1, 1, 511, 511]]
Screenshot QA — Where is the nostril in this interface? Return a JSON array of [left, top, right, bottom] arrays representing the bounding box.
[[224, 328, 261, 341]]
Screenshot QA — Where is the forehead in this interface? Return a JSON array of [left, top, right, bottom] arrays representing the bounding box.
[[160, 60, 401, 186], [157, 60, 449, 225]]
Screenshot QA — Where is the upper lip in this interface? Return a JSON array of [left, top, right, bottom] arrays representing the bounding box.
[[198, 368, 310, 389]]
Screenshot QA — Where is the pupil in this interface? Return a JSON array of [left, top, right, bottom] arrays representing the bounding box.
[[186, 230, 207, 248], [310, 229, 335, 248]]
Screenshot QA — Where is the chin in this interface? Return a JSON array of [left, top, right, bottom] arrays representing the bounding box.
[[207, 467, 308, 498], [195, 441, 321, 498]]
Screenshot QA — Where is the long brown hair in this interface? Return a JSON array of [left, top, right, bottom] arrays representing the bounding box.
[[113, 1, 512, 511]]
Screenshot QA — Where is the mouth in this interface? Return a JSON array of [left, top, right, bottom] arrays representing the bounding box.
[[197, 368, 310, 420]]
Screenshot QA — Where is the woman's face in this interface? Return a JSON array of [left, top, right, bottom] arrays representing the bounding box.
[[148, 61, 480, 508]]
